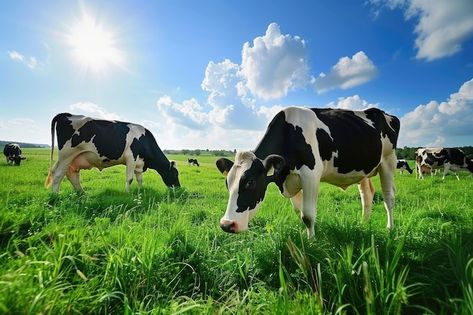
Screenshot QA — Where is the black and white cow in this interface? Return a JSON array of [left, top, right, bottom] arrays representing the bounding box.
[[44, 113, 180, 192], [415, 147, 473, 180], [396, 159, 413, 174], [188, 158, 200, 166], [3, 143, 26, 165], [216, 107, 400, 237]]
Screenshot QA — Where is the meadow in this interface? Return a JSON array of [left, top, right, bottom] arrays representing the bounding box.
[[1, 148, 472, 314]]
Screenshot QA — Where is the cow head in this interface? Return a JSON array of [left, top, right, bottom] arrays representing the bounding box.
[[162, 160, 181, 188], [216, 151, 285, 233], [9, 155, 26, 166], [466, 158, 473, 173]]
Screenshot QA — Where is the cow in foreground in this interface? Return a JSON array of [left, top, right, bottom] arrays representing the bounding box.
[[396, 159, 413, 174], [415, 147, 473, 180], [3, 143, 26, 165], [188, 158, 200, 166], [216, 107, 400, 237], [45, 113, 180, 192]]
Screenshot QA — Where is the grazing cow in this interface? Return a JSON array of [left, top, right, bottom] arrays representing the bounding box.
[[216, 107, 400, 237], [3, 143, 26, 165], [44, 113, 180, 192], [396, 159, 413, 174], [188, 158, 200, 166], [415, 147, 473, 180]]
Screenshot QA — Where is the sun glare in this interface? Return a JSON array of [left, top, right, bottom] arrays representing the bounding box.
[[67, 12, 124, 72]]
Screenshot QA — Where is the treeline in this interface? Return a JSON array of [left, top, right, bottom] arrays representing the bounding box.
[[0, 140, 49, 148], [163, 149, 236, 157], [396, 146, 473, 160]]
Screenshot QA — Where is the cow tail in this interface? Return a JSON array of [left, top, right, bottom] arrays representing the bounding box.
[[44, 114, 59, 188]]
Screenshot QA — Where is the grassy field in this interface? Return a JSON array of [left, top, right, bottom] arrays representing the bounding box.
[[1, 148, 472, 314]]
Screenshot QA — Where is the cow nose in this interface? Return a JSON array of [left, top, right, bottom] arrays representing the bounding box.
[[220, 219, 236, 233]]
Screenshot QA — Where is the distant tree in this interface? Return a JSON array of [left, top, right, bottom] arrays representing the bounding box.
[[194, 149, 201, 156]]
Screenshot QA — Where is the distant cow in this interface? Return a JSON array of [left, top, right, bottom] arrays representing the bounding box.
[[216, 107, 400, 237], [44, 113, 180, 192], [396, 159, 413, 174], [3, 143, 26, 165], [188, 158, 200, 166], [415, 147, 473, 180]]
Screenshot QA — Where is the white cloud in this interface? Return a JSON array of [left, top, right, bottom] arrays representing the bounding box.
[[156, 96, 208, 130], [152, 23, 381, 149], [313, 51, 378, 93], [8, 50, 38, 69], [69, 102, 122, 120], [399, 78, 473, 146], [240, 23, 310, 100], [368, 0, 473, 60], [0, 118, 48, 144], [325, 94, 379, 110]]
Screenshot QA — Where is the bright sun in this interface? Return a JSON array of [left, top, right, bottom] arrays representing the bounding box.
[[67, 12, 123, 72]]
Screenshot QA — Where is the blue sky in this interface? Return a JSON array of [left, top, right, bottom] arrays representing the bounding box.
[[1, 0, 472, 149]]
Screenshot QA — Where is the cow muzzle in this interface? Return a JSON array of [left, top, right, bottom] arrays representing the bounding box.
[[220, 219, 237, 233]]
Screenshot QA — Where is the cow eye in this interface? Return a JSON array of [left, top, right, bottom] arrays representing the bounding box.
[[245, 179, 256, 190]]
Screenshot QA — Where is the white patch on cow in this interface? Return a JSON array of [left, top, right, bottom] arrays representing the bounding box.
[[383, 114, 396, 132], [221, 151, 260, 232], [353, 111, 375, 128], [69, 115, 93, 132], [282, 171, 302, 197]]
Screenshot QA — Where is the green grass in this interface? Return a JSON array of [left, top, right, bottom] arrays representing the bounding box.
[[1, 149, 472, 314]]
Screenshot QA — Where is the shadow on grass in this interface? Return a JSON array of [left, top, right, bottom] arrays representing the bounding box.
[[44, 186, 191, 222]]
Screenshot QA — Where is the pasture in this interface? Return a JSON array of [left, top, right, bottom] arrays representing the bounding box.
[[1, 148, 472, 314]]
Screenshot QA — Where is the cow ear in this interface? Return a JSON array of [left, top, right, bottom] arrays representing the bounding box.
[[170, 160, 177, 169], [216, 158, 234, 177], [263, 154, 285, 181]]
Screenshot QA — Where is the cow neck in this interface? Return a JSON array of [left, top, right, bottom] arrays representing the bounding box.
[[253, 111, 290, 193], [147, 146, 171, 175]]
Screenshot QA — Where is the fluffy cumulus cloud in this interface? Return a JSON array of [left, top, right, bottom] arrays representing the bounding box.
[[369, 0, 473, 60], [399, 78, 473, 146], [313, 51, 378, 93], [8, 50, 37, 69], [240, 23, 310, 100], [69, 102, 122, 120], [156, 96, 208, 130], [157, 56, 283, 133], [325, 95, 379, 110], [153, 23, 379, 149]]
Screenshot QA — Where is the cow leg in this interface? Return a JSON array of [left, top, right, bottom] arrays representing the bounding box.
[[51, 162, 69, 193], [290, 190, 303, 214], [358, 177, 375, 221], [125, 162, 135, 192], [416, 162, 423, 179], [66, 167, 83, 192], [300, 167, 319, 238], [378, 154, 396, 230], [135, 171, 143, 189]]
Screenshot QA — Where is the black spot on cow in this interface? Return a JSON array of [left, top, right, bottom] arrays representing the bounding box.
[[236, 159, 267, 212], [312, 108, 392, 174], [365, 108, 400, 147], [316, 128, 336, 161], [71, 120, 130, 160], [446, 148, 465, 166], [235, 155, 285, 213], [51, 113, 74, 150]]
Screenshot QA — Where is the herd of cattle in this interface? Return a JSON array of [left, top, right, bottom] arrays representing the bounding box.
[[3, 108, 472, 236]]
